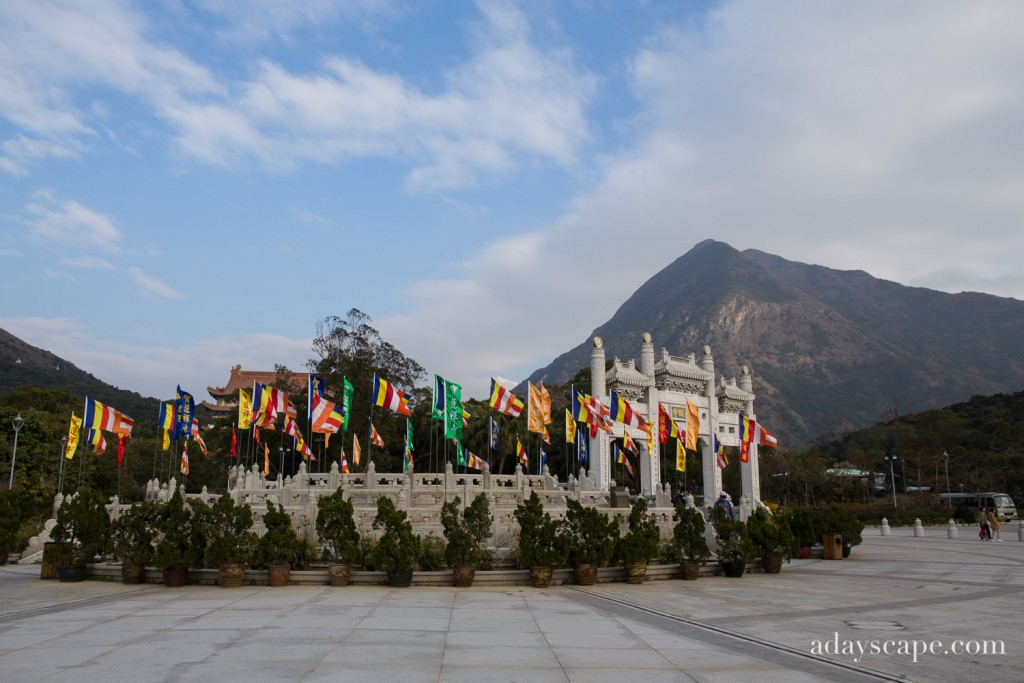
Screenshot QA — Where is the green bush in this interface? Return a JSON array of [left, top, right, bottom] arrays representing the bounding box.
[[615, 498, 661, 567], [671, 505, 711, 564], [371, 496, 419, 577], [417, 533, 447, 571], [441, 494, 494, 568], [111, 501, 158, 566], [747, 507, 794, 561], [561, 499, 619, 567], [51, 491, 112, 567], [316, 488, 360, 564], [513, 491, 567, 569], [203, 495, 256, 568], [256, 501, 302, 568]]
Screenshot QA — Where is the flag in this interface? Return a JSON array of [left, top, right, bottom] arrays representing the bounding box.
[[528, 383, 543, 433], [489, 378, 524, 417], [162, 429, 170, 451], [230, 425, 238, 459], [89, 428, 107, 456], [715, 435, 728, 469], [756, 422, 778, 448], [263, 444, 270, 476], [404, 420, 414, 474], [253, 427, 262, 446], [443, 379, 462, 440], [191, 420, 208, 457], [489, 416, 500, 451], [658, 403, 679, 444], [541, 424, 551, 445], [308, 374, 325, 422], [341, 378, 354, 431], [466, 451, 486, 470], [83, 397, 116, 432], [114, 413, 134, 436], [623, 433, 639, 456], [373, 374, 412, 416], [676, 439, 686, 472], [174, 386, 194, 440], [158, 401, 175, 431], [462, 406, 471, 429], [65, 413, 82, 460], [251, 382, 278, 428], [615, 442, 634, 477], [180, 443, 189, 475], [432, 374, 447, 421], [238, 389, 252, 430], [117, 433, 127, 467], [609, 391, 648, 433], [353, 433, 361, 466], [369, 422, 384, 448], [685, 400, 700, 451], [578, 429, 589, 463], [540, 382, 552, 425], [574, 391, 613, 436], [340, 451, 350, 474], [565, 409, 576, 444], [454, 439, 466, 467], [540, 444, 547, 468], [516, 438, 528, 467], [311, 392, 345, 434]]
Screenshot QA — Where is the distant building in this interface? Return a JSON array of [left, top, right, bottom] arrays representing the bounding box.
[[204, 364, 310, 414]]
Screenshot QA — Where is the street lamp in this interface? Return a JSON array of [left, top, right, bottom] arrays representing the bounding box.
[[58, 436, 68, 495], [8, 413, 24, 489], [942, 451, 951, 507], [883, 452, 898, 513], [278, 447, 285, 487]]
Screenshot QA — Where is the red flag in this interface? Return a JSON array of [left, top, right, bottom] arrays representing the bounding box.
[[117, 433, 127, 467], [230, 425, 238, 459], [253, 427, 262, 446]]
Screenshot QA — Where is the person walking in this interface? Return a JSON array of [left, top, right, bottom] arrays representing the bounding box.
[[714, 491, 736, 522], [978, 507, 992, 540], [988, 509, 1002, 541]]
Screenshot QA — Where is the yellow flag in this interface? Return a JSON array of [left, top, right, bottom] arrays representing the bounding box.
[[527, 383, 544, 433], [353, 433, 361, 466], [685, 400, 700, 451], [162, 428, 170, 451], [263, 444, 270, 475], [565, 409, 576, 444], [238, 389, 252, 430], [646, 433, 654, 456], [676, 439, 686, 472], [65, 413, 82, 460], [539, 382, 552, 425]]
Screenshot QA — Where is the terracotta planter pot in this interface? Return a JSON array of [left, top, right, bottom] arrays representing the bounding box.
[[574, 563, 597, 586], [721, 560, 746, 578], [761, 553, 784, 575], [453, 565, 476, 587], [798, 546, 812, 559], [162, 566, 188, 587], [625, 563, 647, 585], [268, 563, 290, 587], [121, 562, 146, 584], [328, 563, 350, 587], [56, 566, 86, 583], [529, 566, 553, 588], [387, 569, 413, 587], [679, 561, 700, 581], [219, 562, 245, 587]]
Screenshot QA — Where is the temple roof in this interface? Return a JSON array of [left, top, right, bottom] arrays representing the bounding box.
[[716, 376, 755, 402], [654, 349, 711, 382], [208, 364, 310, 399], [606, 358, 652, 388]]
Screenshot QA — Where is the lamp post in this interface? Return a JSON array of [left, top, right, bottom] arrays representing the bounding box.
[[278, 447, 285, 488], [942, 451, 951, 507], [883, 452, 898, 513], [8, 413, 24, 489], [58, 436, 68, 495]]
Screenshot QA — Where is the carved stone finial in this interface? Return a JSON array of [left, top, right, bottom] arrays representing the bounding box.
[[642, 332, 652, 343], [593, 336, 603, 348]]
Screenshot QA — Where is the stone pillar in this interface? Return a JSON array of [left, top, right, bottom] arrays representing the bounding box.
[[700, 346, 721, 505], [639, 333, 660, 496], [738, 366, 760, 507], [589, 337, 609, 490]]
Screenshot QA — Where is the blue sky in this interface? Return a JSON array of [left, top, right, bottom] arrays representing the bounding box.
[[2, 1, 1024, 405]]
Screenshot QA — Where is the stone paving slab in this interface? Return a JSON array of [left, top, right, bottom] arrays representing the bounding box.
[[0, 525, 1020, 682]]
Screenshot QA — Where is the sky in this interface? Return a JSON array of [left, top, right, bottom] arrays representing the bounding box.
[[2, 0, 1024, 406]]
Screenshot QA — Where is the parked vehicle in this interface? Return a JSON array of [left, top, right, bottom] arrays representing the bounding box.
[[938, 492, 1017, 520]]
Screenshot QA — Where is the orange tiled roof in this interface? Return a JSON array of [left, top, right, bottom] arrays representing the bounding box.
[[207, 364, 310, 399]]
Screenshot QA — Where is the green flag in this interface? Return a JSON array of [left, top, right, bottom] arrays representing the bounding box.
[[341, 378, 354, 432], [455, 439, 466, 467], [432, 374, 446, 421], [404, 420, 414, 474], [443, 380, 462, 440]]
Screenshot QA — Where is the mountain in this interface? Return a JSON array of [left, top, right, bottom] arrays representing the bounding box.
[[0, 327, 160, 421], [525, 240, 1024, 447]]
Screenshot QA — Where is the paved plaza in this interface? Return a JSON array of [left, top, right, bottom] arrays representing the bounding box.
[[0, 525, 1021, 682]]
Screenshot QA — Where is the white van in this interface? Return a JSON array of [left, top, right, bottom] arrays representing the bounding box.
[[938, 492, 1017, 520]]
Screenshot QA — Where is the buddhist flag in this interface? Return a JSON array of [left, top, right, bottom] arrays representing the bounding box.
[[466, 451, 486, 471], [676, 439, 686, 472], [685, 400, 700, 451], [443, 379, 462, 440], [158, 401, 175, 431], [311, 393, 344, 435], [191, 420, 208, 457], [251, 382, 278, 428], [65, 413, 82, 460], [462, 406, 471, 429], [341, 378, 354, 432], [715, 435, 728, 469], [83, 397, 117, 432], [117, 433, 127, 467], [528, 383, 545, 434], [516, 438, 528, 467], [615, 442, 634, 477], [340, 451, 350, 474], [369, 422, 384, 448], [89, 428, 107, 456], [373, 375, 412, 416], [308, 374, 325, 422], [658, 404, 679, 444], [609, 391, 648, 433], [432, 374, 447, 421], [230, 425, 238, 459], [180, 443, 189, 475], [238, 389, 252, 430], [489, 378, 523, 417], [263, 444, 270, 475], [353, 433, 362, 466], [489, 416, 500, 451], [565, 409, 576, 444], [541, 424, 551, 445], [623, 433, 639, 456], [114, 413, 134, 436], [174, 386, 194, 440]]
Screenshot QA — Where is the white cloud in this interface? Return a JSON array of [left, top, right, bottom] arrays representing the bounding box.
[[26, 191, 122, 251], [59, 255, 116, 271], [127, 266, 186, 301]]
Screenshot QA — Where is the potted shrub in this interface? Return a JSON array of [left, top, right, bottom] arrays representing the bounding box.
[[747, 507, 793, 574], [441, 493, 494, 587], [615, 498, 661, 584], [257, 501, 301, 586], [0, 490, 25, 566], [561, 499, 618, 585], [783, 508, 818, 558], [204, 495, 256, 587], [825, 506, 865, 558], [513, 491, 567, 588], [671, 505, 711, 580], [711, 508, 755, 577], [153, 490, 198, 587], [51, 491, 111, 582], [371, 496, 420, 587], [316, 488, 361, 587], [111, 501, 158, 584]]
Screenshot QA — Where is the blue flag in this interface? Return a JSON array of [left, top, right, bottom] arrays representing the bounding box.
[[174, 385, 194, 440], [489, 416, 500, 451], [578, 429, 588, 463]]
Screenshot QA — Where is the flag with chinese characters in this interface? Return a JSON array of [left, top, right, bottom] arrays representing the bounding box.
[[454, 439, 466, 467], [432, 374, 447, 421], [174, 386, 194, 440], [658, 403, 679, 444], [489, 416, 500, 451], [263, 444, 269, 475], [65, 413, 82, 460], [443, 379, 462, 440], [341, 378, 354, 432], [528, 383, 545, 433], [578, 429, 589, 463], [676, 439, 686, 472], [489, 378, 523, 417], [685, 400, 700, 451], [565, 409, 576, 444], [238, 389, 252, 430]]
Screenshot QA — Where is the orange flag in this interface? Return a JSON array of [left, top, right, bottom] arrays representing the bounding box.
[[685, 400, 700, 451]]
